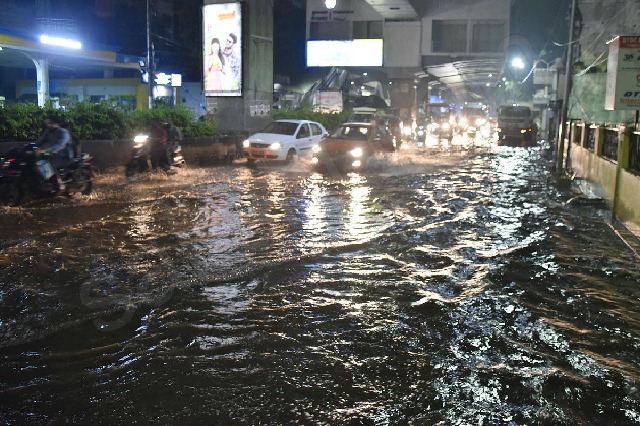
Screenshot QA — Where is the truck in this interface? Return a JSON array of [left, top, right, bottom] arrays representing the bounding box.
[[497, 105, 538, 146]]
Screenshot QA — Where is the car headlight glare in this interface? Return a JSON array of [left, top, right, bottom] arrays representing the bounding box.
[[269, 142, 282, 150], [312, 145, 321, 153], [350, 147, 364, 158], [243, 140, 250, 148], [134, 134, 149, 143]]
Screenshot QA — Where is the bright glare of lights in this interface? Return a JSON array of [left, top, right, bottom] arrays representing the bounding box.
[[511, 57, 525, 69], [350, 147, 364, 158], [40, 34, 82, 49], [325, 0, 336, 9]]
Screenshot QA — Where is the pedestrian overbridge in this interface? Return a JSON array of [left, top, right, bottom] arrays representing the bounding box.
[[0, 29, 140, 106]]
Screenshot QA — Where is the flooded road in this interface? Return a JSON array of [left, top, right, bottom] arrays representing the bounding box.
[[1, 139, 639, 425]]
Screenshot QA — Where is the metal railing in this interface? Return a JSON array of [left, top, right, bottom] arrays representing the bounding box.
[[602, 127, 619, 161], [630, 131, 640, 174], [572, 124, 582, 145], [586, 125, 596, 151]]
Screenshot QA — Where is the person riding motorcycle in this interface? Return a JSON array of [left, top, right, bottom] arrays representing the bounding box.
[[35, 114, 75, 192], [164, 118, 182, 146]]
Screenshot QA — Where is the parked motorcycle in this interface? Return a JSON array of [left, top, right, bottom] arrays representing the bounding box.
[[0, 142, 93, 205], [125, 134, 185, 177]]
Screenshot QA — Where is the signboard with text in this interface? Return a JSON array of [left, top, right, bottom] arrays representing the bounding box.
[[605, 35, 640, 110]]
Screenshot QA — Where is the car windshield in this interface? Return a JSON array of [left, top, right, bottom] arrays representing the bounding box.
[[261, 121, 299, 136], [331, 125, 370, 140], [349, 114, 374, 123], [500, 107, 531, 118]]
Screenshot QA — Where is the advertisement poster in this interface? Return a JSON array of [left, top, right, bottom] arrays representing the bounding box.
[[312, 91, 343, 113], [203, 2, 242, 97], [605, 35, 640, 110]]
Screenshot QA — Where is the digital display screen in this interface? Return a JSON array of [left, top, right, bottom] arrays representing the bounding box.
[[306, 39, 383, 67]]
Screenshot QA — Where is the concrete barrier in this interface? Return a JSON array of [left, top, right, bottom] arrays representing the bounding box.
[[0, 134, 248, 171]]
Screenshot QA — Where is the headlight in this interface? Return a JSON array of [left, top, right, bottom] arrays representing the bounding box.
[[350, 147, 364, 158], [243, 140, 250, 148], [312, 145, 321, 153], [134, 134, 149, 143], [269, 142, 282, 150], [402, 126, 412, 136]]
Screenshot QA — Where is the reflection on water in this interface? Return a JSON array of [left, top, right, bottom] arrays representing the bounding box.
[[1, 140, 639, 424]]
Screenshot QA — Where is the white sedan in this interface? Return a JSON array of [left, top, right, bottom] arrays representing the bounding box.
[[243, 119, 327, 164]]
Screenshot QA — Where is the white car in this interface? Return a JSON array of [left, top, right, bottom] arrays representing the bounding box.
[[243, 119, 327, 164]]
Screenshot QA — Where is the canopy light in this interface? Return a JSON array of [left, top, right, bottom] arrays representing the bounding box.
[[325, 0, 336, 9], [40, 35, 82, 50]]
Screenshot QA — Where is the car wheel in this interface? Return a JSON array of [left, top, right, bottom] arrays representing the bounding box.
[[285, 149, 296, 164]]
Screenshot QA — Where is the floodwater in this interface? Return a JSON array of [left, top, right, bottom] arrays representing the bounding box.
[[1, 138, 639, 425]]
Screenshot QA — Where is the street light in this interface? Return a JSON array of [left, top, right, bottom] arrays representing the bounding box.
[[511, 57, 525, 69]]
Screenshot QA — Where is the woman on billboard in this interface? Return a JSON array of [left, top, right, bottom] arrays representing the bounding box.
[[205, 38, 225, 91]]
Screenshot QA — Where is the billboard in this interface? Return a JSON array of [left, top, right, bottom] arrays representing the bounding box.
[[605, 35, 640, 110], [306, 39, 383, 67], [203, 2, 242, 97]]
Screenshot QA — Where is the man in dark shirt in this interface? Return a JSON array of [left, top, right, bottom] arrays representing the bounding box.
[[35, 114, 74, 191]]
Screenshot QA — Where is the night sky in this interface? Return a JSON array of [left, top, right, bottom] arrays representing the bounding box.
[[2, 0, 570, 85]]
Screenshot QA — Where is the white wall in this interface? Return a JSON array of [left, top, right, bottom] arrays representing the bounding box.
[[384, 21, 421, 68], [421, 0, 510, 56], [180, 82, 206, 120]]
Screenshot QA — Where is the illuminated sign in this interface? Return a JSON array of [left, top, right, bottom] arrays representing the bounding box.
[[606, 35, 640, 110], [203, 2, 243, 97], [306, 39, 383, 67]]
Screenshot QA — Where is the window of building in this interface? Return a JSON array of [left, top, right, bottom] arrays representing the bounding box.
[[310, 21, 351, 40], [432, 20, 467, 53], [353, 20, 383, 39], [471, 21, 504, 53]]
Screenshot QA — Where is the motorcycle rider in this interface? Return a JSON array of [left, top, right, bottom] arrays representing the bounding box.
[[149, 119, 169, 171], [35, 113, 75, 192], [164, 118, 182, 168]]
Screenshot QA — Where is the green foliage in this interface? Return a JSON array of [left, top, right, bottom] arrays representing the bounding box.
[[65, 101, 129, 140], [0, 102, 217, 142], [273, 107, 351, 133], [0, 102, 57, 141]]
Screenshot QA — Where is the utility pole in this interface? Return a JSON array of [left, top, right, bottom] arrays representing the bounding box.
[[146, 0, 154, 109], [556, 0, 577, 174]]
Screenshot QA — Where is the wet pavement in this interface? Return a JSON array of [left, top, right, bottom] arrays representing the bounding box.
[[1, 137, 639, 425]]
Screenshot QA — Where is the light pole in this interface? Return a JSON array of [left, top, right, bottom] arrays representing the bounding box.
[[146, 0, 154, 109]]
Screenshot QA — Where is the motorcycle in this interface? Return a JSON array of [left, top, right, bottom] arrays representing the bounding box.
[[0, 142, 93, 205], [125, 134, 185, 177], [415, 124, 427, 146]]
